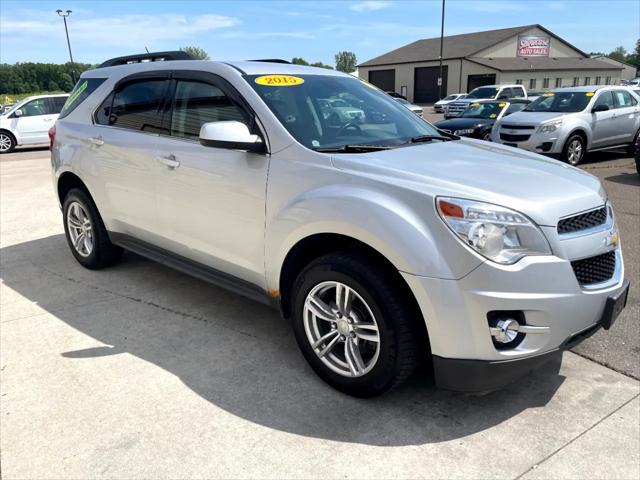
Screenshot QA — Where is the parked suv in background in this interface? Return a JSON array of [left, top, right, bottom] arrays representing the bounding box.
[[491, 86, 640, 165], [434, 93, 466, 113], [445, 85, 527, 118], [0, 94, 69, 153], [51, 53, 629, 397]]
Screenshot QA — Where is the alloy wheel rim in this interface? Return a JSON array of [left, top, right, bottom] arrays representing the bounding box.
[[66, 202, 94, 257], [0, 134, 11, 152], [568, 139, 583, 164], [303, 281, 381, 378]]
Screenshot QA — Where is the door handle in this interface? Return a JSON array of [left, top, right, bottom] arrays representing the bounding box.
[[89, 136, 104, 146], [156, 154, 180, 169]]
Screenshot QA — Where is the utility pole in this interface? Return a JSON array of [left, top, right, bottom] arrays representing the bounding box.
[[438, 0, 446, 100], [56, 9, 76, 83]]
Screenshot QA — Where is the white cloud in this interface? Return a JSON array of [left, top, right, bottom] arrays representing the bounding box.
[[0, 12, 241, 48], [350, 1, 393, 13], [219, 31, 315, 40]]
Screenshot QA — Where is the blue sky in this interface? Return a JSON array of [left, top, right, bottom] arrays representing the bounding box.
[[1, 1, 638, 66]]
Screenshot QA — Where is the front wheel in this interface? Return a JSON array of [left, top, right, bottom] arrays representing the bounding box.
[[291, 253, 421, 397], [481, 130, 492, 142], [0, 131, 16, 153], [562, 134, 585, 166]]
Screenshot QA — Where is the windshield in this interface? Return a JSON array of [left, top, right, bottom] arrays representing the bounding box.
[[395, 97, 410, 105], [442, 94, 458, 101], [460, 102, 504, 118], [247, 74, 441, 150], [465, 87, 499, 99], [525, 92, 592, 113]]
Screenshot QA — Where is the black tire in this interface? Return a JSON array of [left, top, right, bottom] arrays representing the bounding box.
[[0, 131, 16, 154], [290, 253, 422, 397], [627, 128, 640, 157], [562, 134, 586, 166], [62, 188, 123, 269], [635, 156, 640, 176], [480, 129, 492, 142]]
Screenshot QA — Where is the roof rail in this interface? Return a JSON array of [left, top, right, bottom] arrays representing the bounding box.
[[248, 59, 291, 64], [98, 51, 193, 68]]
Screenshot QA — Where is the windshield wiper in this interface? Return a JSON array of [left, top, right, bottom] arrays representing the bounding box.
[[312, 144, 396, 153], [410, 135, 454, 143]]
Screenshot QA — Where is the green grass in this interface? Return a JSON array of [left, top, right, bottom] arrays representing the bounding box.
[[1, 91, 66, 104]]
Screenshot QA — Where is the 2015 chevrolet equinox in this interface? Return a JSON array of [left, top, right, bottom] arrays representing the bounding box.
[[51, 53, 630, 397]]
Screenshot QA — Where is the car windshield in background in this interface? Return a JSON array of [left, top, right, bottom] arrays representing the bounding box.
[[525, 92, 592, 113], [460, 102, 504, 118], [246, 74, 441, 150], [465, 87, 499, 99], [442, 94, 459, 101]]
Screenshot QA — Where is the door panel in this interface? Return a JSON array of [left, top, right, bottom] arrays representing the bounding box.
[[153, 78, 269, 285], [591, 91, 616, 146], [14, 98, 54, 144], [611, 90, 639, 143], [92, 77, 169, 241]]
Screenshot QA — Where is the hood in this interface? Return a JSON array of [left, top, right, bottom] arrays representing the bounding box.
[[330, 139, 604, 226], [499, 110, 567, 125], [434, 118, 492, 130]]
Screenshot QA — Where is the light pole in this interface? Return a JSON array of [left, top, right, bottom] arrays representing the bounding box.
[[56, 9, 76, 83], [437, 0, 446, 100]]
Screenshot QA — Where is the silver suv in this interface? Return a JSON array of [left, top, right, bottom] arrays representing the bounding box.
[[51, 53, 629, 397], [492, 86, 640, 165]]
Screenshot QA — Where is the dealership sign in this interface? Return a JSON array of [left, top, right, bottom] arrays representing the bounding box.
[[517, 35, 550, 57]]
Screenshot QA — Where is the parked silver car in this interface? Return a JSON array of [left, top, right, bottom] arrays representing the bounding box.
[[433, 93, 466, 113], [393, 97, 424, 117], [492, 86, 640, 165], [51, 53, 629, 397], [445, 84, 527, 118]]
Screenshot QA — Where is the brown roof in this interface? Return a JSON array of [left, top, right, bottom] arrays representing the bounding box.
[[467, 57, 623, 72], [359, 25, 537, 67], [358, 24, 590, 67]]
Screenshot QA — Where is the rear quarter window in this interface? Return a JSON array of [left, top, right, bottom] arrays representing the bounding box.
[[58, 78, 106, 119]]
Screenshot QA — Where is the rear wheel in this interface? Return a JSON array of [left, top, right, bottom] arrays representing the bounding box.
[[0, 131, 16, 153], [562, 134, 585, 166], [290, 253, 421, 397], [62, 189, 123, 269]]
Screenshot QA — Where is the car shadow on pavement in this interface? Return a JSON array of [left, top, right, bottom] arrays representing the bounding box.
[[1, 234, 565, 447], [605, 172, 640, 186]]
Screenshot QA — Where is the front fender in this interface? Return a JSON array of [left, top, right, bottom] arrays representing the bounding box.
[[560, 119, 592, 149], [264, 184, 483, 291]]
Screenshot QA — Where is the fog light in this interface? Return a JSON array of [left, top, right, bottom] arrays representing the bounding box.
[[492, 318, 520, 343]]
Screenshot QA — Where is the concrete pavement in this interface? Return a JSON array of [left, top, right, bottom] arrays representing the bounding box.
[[1, 147, 639, 479]]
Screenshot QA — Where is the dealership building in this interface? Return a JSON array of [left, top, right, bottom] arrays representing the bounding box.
[[358, 24, 632, 103]]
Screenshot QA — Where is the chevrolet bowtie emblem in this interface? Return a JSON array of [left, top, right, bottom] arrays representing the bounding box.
[[606, 232, 619, 248]]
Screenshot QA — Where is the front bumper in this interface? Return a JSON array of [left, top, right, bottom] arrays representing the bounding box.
[[492, 128, 566, 154], [401, 246, 628, 391]]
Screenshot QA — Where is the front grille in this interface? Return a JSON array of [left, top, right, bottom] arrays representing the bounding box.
[[571, 251, 616, 286], [500, 124, 536, 130], [558, 206, 607, 234], [500, 133, 531, 142], [447, 103, 467, 114]]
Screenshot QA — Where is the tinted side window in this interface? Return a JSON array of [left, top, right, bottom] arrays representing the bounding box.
[[594, 92, 614, 109], [51, 97, 67, 113], [505, 103, 527, 115], [105, 80, 168, 133], [613, 90, 635, 108], [514, 87, 526, 98], [170, 80, 248, 139], [19, 98, 53, 117], [59, 78, 106, 119], [499, 88, 513, 98]]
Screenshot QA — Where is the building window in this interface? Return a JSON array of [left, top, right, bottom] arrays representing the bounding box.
[[584, 77, 591, 86], [529, 79, 537, 89], [515, 79, 523, 85], [605, 76, 611, 85], [572, 77, 579, 86], [595, 76, 601, 85], [543, 78, 550, 88], [555, 78, 562, 88]]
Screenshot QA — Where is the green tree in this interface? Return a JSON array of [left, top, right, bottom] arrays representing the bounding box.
[[291, 57, 309, 65], [180, 46, 210, 60], [609, 46, 627, 62], [335, 51, 357, 73]]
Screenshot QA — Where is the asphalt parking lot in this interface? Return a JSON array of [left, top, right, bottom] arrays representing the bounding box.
[[1, 129, 639, 478]]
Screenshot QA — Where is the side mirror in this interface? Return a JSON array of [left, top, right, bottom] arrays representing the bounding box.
[[199, 121, 264, 153], [13, 109, 23, 118], [592, 104, 609, 113]]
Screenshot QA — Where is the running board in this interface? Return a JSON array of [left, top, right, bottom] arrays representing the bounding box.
[[109, 232, 276, 307], [589, 144, 630, 153]]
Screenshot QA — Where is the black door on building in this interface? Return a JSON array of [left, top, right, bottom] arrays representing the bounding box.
[[414, 66, 447, 103], [467, 74, 496, 91], [368, 69, 395, 92]]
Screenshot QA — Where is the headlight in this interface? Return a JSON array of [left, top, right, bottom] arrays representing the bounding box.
[[538, 119, 562, 133], [436, 197, 552, 264], [454, 128, 475, 135]]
